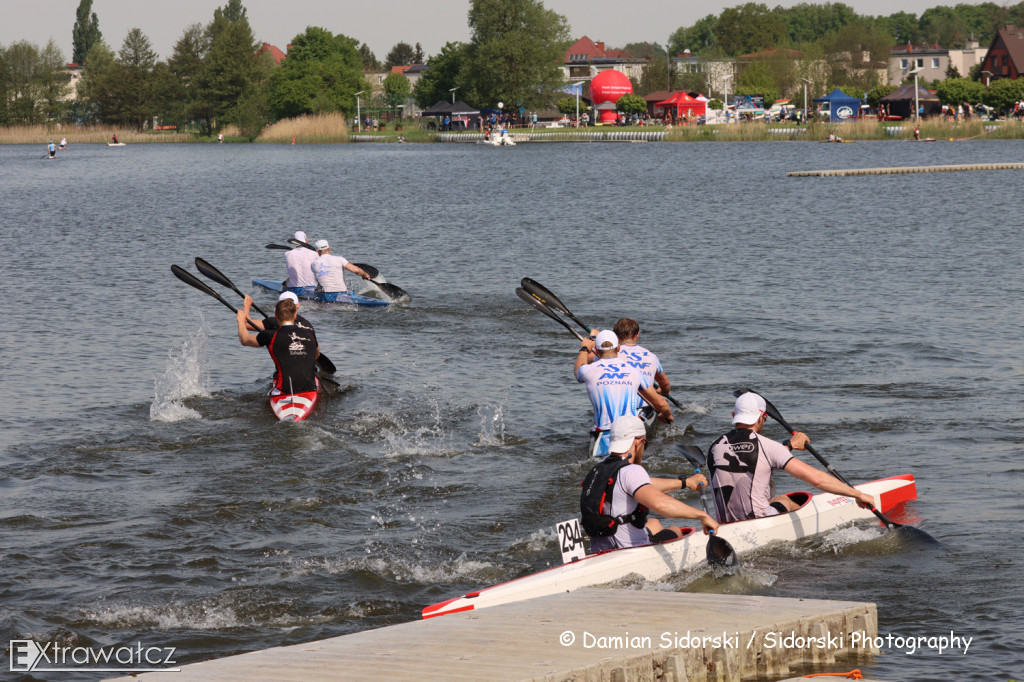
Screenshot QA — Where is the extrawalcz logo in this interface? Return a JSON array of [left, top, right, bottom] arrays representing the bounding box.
[[10, 639, 180, 673]]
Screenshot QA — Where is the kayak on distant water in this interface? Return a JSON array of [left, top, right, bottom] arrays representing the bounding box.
[[423, 473, 918, 619], [252, 279, 390, 307]]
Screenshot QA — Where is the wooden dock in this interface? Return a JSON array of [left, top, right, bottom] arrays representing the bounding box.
[[788, 162, 1024, 177], [107, 590, 881, 682]]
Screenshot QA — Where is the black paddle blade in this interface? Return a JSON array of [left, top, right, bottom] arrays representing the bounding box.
[[351, 262, 380, 280], [676, 444, 706, 470], [172, 264, 236, 311], [287, 238, 317, 251], [707, 533, 739, 568], [516, 287, 584, 340], [373, 281, 410, 302], [265, 243, 291, 250], [520, 277, 572, 315], [195, 258, 270, 319], [317, 355, 337, 375]]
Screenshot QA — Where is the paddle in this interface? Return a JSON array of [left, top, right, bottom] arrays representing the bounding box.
[[265, 243, 291, 250], [520, 277, 683, 409], [192, 258, 336, 375], [732, 388, 936, 541], [516, 287, 585, 341], [287, 237, 317, 251], [675, 444, 740, 568]]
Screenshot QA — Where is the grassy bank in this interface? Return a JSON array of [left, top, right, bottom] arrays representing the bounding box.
[[0, 124, 202, 144]]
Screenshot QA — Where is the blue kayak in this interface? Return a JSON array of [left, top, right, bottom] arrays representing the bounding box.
[[252, 279, 390, 307]]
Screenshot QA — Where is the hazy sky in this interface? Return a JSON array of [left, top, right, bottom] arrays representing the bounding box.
[[5, 0, 952, 63]]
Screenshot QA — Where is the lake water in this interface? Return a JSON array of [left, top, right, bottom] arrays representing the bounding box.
[[1, 138, 1022, 680]]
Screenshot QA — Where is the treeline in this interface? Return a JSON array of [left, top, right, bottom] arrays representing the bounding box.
[[4, 0, 1024, 134]]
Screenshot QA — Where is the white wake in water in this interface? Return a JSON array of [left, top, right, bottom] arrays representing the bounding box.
[[149, 319, 211, 422]]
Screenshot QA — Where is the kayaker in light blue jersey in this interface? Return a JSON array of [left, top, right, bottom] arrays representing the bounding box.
[[47, 140, 56, 158], [576, 330, 672, 457], [614, 317, 672, 415]]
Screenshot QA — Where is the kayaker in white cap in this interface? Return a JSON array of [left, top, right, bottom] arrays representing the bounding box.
[[581, 414, 717, 552], [237, 292, 317, 340], [236, 292, 318, 396], [707, 392, 875, 523], [311, 239, 371, 293], [284, 231, 318, 289], [575, 329, 672, 458]]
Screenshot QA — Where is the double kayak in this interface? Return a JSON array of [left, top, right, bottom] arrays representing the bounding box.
[[423, 473, 918, 619], [252, 279, 390, 307]]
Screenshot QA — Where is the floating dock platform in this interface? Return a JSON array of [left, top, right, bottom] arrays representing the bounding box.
[[788, 162, 1024, 177]]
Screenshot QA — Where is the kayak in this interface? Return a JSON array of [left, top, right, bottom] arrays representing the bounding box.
[[252, 279, 390, 307], [423, 474, 917, 619], [108, 142, 126, 147], [269, 386, 318, 421]]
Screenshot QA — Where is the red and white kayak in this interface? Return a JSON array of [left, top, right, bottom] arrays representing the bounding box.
[[269, 386, 318, 421], [423, 474, 918, 619]]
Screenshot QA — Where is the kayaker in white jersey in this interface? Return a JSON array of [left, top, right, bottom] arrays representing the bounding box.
[[584, 415, 717, 552], [284, 230, 318, 289], [311, 239, 371, 292], [614, 317, 672, 413], [576, 330, 672, 457], [708, 392, 875, 523]]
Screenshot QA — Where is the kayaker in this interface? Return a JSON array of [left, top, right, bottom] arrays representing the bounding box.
[[583, 415, 718, 552], [576, 330, 672, 457], [707, 392, 875, 523], [614, 318, 672, 409], [236, 293, 318, 396], [47, 140, 56, 157], [59, 137, 67, 149], [311, 239, 371, 292], [284, 231, 318, 289], [241, 292, 317, 340]]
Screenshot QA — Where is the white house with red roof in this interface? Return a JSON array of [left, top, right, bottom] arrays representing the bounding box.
[[564, 36, 645, 81]]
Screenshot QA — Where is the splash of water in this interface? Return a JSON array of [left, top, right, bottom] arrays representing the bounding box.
[[149, 318, 210, 422]]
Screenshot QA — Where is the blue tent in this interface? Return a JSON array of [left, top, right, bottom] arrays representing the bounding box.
[[812, 88, 862, 122]]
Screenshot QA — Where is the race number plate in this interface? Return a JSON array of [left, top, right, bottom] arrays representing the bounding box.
[[556, 518, 587, 563]]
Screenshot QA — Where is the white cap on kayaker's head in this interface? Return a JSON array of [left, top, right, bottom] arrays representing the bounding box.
[[278, 291, 299, 304], [293, 231, 307, 242], [608, 415, 647, 453], [314, 239, 329, 252], [594, 330, 618, 352], [733, 392, 767, 425]]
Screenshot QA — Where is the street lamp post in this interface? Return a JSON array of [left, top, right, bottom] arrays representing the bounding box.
[[981, 69, 993, 87], [722, 74, 733, 124], [799, 78, 811, 124], [449, 87, 458, 104], [909, 66, 922, 122], [355, 90, 364, 132]]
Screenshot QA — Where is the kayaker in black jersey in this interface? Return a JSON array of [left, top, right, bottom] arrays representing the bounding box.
[[583, 415, 718, 552], [236, 294, 318, 395], [707, 392, 875, 523], [240, 292, 317, 339]]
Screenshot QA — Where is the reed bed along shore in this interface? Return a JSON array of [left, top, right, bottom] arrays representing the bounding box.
[[257, 112, 349, 143], [0, 124, 200, 144]]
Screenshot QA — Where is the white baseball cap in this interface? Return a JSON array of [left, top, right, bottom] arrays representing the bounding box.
[[594, 330, 619, 352], [732, 392, 767, 425], [293, 231, 307, 242], [314, 239, 330, 251], [277, 291, 299, 304], [608, 415, 647, 453]]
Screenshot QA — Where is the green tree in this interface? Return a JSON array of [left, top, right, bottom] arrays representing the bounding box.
[[878, 11, 922, 45], [622, 42, 663, 59], [866, 83, 896, 108], [460, 0, 571, 109], [154, 23, 208, 128], [780, 3, 858, 45], [414, 42, 425, 63], [715, 3, 786, 56], [616, 93, 646, 116], [736, 60, 778, 108], [192, 0, 263, 133], [385, 41, 415, 68], [555, 96, 576, 115], [358, 43, 380, 70], [382, 72, 411, 109], [673, 15, 717, 55], [72, 0, 102, 64], [267, 26, 365, 119], [982, 78, 1024, 112], [118, 28, 157, 129], [412, 41, 467, 107], [1, 40, 70, 124], [638, 56, 677, 94], [78, 40, 120, 123], [935, 77, 984, 106]]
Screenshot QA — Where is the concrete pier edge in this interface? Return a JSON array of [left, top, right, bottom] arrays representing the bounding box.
[[788, 162, 1024, 177], [107, 590, 883, 682]]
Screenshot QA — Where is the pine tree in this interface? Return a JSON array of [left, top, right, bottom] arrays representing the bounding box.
[[72, 0, 102, 65]]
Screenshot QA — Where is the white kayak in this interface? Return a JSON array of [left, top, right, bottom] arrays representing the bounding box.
[[423, 474, 918, 619]]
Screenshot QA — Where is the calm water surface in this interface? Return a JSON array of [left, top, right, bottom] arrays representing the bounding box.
[[1, 139, 1022, 680]]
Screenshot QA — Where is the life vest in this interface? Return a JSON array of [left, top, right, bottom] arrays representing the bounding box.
[[580, 455, 649, 537]]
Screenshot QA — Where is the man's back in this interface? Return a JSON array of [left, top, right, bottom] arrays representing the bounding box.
[[576, 358, 649, 431], [285, 248, 318, 288]]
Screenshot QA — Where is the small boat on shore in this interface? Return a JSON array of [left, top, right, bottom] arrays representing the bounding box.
[[252, 279, 390, 307], [423, 473, 918, 619]]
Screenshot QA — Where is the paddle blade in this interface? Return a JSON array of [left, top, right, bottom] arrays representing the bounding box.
[[287, 238, 317, 251], [171, 265, 238, 314], [676, 444, 706, 470], [351, 262, 380, 280], [374, 281, 410, 302], [317, 354, 337, 375], [195, 257, 235, 289], [516, 287, 584, 341], [707, 533, 739, 568], [520, 277, 572, 315], [265, 243, 291, 250]]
